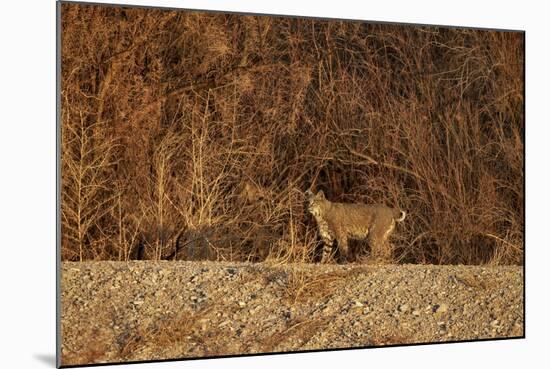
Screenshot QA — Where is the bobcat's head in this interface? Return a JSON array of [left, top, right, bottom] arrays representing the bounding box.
[[305, 189, 327, 217]]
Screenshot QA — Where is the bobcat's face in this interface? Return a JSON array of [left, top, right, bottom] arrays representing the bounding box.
[[305, 189, 327, 218]]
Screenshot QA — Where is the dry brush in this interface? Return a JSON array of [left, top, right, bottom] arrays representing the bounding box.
[[60, 4, 524, 265]]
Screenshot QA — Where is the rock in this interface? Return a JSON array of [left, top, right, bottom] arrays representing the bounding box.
[[60, 261, 523, 364]]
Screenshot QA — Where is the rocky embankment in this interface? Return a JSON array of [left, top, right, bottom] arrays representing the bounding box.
[[60, 261, 523, 366]]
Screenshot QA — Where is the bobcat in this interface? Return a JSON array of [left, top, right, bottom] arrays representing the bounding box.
[[305, 190, 406, 263]]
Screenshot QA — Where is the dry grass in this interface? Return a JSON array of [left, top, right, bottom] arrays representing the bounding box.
[[369, 332, 413, 346], [62, 335, 109, 366], [61, 320, 113, 365], [454, 270, 497, 290], [117, 307, 222, 359], [285, 269, 344, 303], [60, 4, 524, 265], [260, 316, 332, 351]]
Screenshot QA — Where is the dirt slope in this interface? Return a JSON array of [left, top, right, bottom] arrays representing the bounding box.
[[60, 261, 523, 366]]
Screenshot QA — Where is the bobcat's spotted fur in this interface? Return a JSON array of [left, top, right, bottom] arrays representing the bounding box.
[[305, 190, 406, 263]]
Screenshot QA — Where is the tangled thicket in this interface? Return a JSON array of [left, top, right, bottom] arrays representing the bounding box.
[[60, 3, 524, 265]]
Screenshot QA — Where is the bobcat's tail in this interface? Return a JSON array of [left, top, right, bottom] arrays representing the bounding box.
[[394, 209, 407, 222]]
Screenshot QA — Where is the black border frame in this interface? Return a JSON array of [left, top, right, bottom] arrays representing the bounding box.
[[56, 1, 526, 367]]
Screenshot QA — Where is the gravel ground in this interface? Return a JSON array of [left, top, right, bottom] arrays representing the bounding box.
[[60, 261, 523, 366]]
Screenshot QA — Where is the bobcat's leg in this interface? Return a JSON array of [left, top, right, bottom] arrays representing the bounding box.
[[337, 236, 350, 262], [369, 235, 384, 261], [320, 235, 334, 263], [369, 221, 394, 262], [380, 220, 395, 261]]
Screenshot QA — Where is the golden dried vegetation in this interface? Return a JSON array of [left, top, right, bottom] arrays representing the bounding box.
[[61, 4, 523, 265]]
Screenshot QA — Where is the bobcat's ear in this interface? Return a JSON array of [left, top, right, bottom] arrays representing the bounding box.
[[305, 189, 314, 198], [316, 190, 325, 199]]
